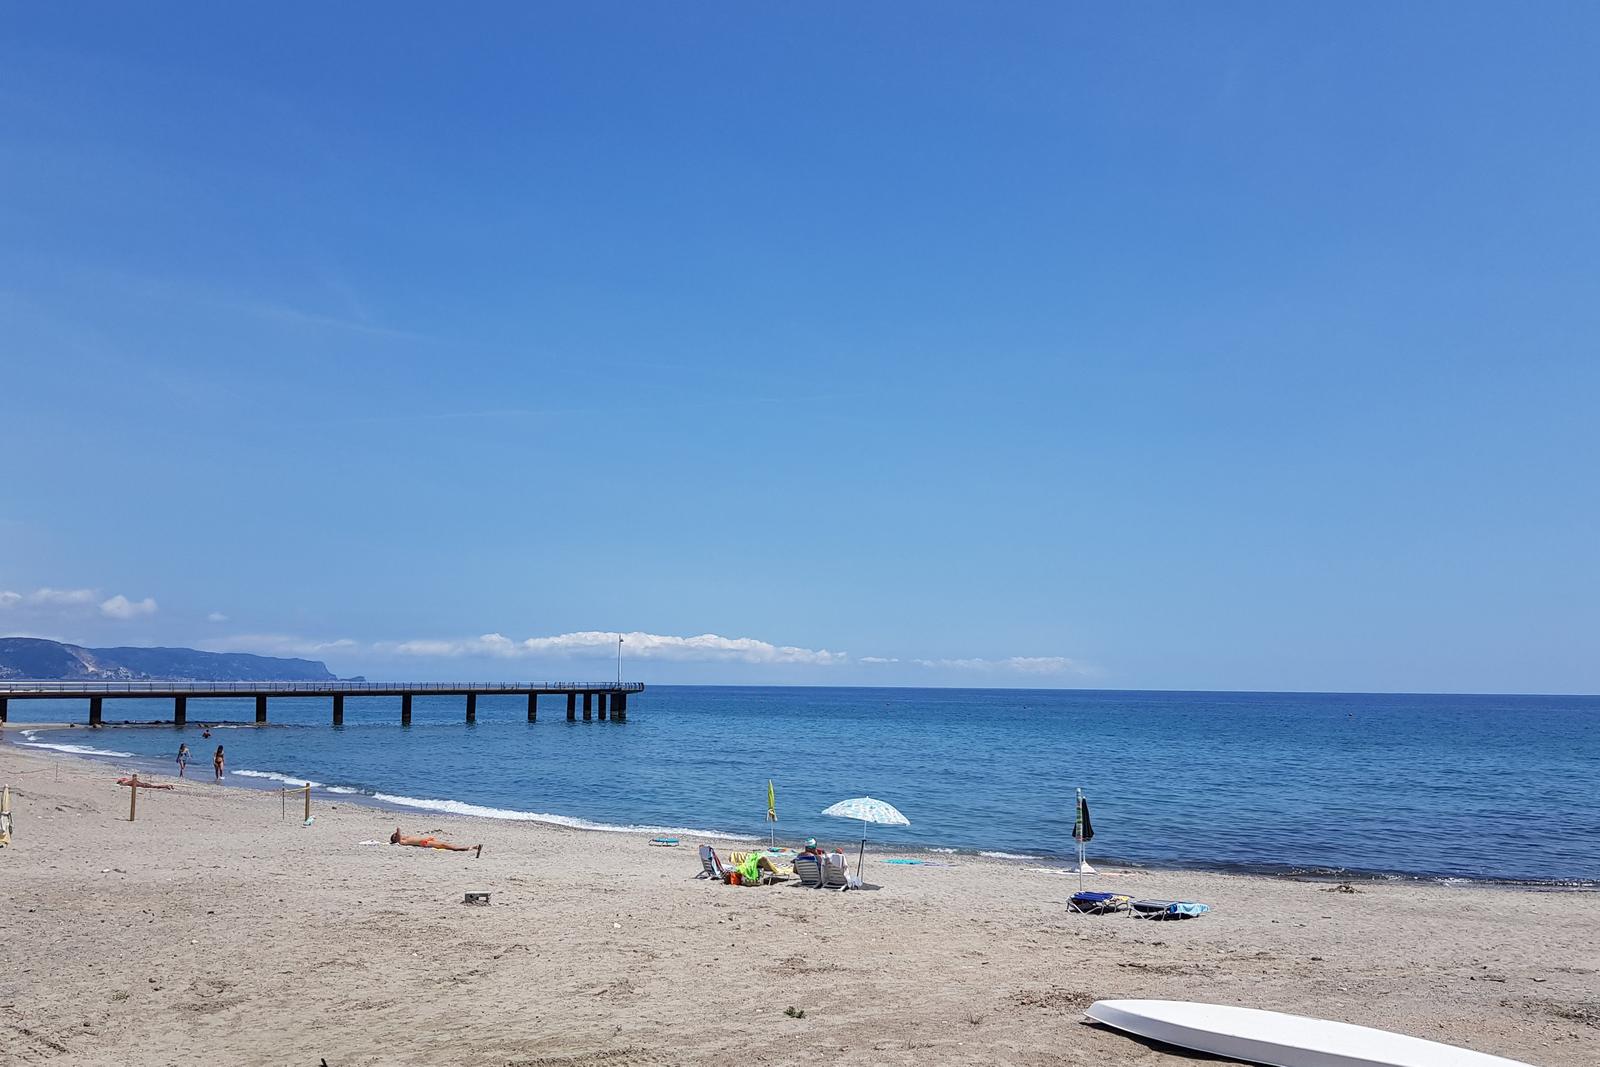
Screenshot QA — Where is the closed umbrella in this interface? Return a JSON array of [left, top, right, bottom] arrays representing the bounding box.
[[821, 796, 909, 880]]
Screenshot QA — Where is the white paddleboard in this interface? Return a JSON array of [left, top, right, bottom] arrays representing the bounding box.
[[1084, 999, 1537, 1067]]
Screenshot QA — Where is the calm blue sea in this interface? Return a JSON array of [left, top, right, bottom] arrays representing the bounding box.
[[7, 687, 1597, 885]]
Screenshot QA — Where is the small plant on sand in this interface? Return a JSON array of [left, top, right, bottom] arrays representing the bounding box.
[[784, 1006, 806, 1019], [966, 1013, 985, 1026]]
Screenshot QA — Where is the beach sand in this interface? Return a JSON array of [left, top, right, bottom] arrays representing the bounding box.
[[0, 743, 1594, 1066]]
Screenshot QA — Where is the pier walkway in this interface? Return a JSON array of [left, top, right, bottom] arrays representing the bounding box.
[[0, 681, 644, 725]]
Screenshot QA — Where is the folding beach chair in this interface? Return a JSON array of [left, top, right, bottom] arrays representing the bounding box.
[[698, 845, 731, 881], [792, 853, 825, 888], [821, 852, 853, 890]]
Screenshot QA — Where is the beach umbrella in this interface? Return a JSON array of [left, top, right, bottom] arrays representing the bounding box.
[[766, 779, 777, 848], [821, 796, 909, 878], [1073, 788, 1096, 890]]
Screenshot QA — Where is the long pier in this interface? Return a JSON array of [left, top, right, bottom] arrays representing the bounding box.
[[0, 681, 644, 726]]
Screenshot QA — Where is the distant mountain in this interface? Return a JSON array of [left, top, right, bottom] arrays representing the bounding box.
[[0, 637, 337, 682]]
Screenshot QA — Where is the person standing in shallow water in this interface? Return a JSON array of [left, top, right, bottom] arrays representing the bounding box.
[[176, 743, 190, 777], [212, 745, 225, 781]]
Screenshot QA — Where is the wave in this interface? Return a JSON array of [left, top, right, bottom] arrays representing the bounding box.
[[229, 766, 746, 841], [362, 790, 747, 840], [978, 850, 1040, 860], [13, 730, 133, 758], [233, 769, 321, 788]]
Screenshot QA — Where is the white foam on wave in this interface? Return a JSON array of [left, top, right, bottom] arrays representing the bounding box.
[[979, 850, 1040, 860], [12, 730, 134, 758], [233, 769, 321, 788], [928, 847, 959, 853], [227, 762, 746, 842], [364, 790, 746, 841]]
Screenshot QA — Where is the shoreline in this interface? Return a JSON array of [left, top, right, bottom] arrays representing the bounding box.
[[5, 722, 1594, 891]]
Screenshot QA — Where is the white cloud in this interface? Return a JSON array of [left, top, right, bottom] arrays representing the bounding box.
[[207, 612, 229, 622], [382, 630, 848, 666], [100, 594, 158, 619], [860, 656, 900, 664], [1, 587, 157, 620]]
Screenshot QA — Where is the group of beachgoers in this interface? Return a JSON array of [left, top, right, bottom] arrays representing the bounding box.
[[728, 836, 851, 886], [174, 738, 225, 781]]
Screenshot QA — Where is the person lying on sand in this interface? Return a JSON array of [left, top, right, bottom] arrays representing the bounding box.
[[390, 828, 482, 858]]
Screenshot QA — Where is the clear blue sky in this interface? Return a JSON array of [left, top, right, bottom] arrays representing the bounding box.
[[3, 4, 1597, 692]]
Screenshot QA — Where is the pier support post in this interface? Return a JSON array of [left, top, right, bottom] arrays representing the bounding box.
[[401, 693, 413, 727], [582, 692, 592, 720], [614, 692, 627, 722], [527, 693, 537, 722], [174, 696, 186, 725], [0, 696, 7, 723], [332, 694, 344, 726], [255, 695, 267, 724], [466, 692, 476, 723], [566, 693, 576, 721], [89, 696, 103, 726], [598, 693, 609, 720]]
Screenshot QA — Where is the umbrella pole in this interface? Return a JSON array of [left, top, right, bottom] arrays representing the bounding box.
[[857, 822, 866, 881], [1076, 787, 1085, 893]]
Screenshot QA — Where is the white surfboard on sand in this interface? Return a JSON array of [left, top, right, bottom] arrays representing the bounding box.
[[1084, 999, 1537, 1067]]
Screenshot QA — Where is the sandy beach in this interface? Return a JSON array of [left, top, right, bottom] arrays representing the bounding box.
[[1, 742, 1595, 1067]]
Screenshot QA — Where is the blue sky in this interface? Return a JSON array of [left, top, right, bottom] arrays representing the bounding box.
[[3, 4, 1597, 692]]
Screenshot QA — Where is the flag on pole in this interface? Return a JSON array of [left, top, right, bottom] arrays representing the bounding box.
[[1073, 793, 1094, 843], [766, 780, 777, 823]]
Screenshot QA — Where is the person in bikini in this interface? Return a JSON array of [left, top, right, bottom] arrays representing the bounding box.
[[390, 828, 482, 857]]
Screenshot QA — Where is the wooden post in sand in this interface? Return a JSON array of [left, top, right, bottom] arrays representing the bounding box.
[[127, 775, 139, 822], [303, 782, 311, 823]]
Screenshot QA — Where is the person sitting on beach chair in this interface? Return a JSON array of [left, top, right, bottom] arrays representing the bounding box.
[[390, 828, 482, 858]]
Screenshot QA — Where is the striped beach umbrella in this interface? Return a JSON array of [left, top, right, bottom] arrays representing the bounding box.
[[821, 796, 909, 879]]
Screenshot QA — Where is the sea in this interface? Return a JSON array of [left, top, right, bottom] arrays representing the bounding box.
[[5, 686, 1597, 886]]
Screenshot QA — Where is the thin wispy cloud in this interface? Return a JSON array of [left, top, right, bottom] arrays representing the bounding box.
[[911, 656, 1086, 675], [203, 634, 360, 657]]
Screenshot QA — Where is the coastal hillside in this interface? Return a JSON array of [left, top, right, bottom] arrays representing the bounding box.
[[0, 636, 336, 682]]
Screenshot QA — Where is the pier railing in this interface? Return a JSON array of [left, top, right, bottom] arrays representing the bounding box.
[[0, 680, 646, 695]]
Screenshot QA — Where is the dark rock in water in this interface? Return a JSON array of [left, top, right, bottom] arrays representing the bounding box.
[[0, 637, 336, 681]]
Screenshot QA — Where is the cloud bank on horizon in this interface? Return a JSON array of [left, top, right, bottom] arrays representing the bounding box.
[[203, 629, 1086, 677], [2, 581, 1086, 681]]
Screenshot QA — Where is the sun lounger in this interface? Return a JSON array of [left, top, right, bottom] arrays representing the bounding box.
[[1129, 899, 1210, 920], [1069, 891, 1132, 914]]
